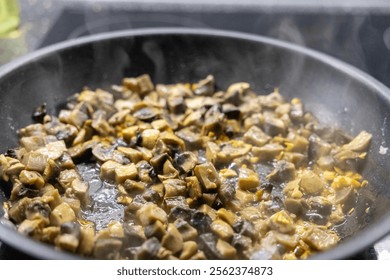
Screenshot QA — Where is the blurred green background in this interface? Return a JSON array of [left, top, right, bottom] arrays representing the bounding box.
[[0, 0, 27, 65], [0, 0, 20, 37]]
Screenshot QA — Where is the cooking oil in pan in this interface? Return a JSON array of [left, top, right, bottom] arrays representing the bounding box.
[[77, 163, 124, 231]]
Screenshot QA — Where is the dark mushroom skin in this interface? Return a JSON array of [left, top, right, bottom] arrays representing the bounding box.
[[0, 74, 372, 260]]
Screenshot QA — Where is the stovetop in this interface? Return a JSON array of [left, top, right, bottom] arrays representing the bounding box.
[[2, 0, 390, 260]]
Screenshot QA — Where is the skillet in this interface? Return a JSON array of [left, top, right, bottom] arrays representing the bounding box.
[[1, 28, 390, 259]]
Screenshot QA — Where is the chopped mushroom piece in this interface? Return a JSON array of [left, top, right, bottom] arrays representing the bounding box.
[[174, 218, 198, 241], [198, 233, 219, 259], [238, 167, 260, 191], [266, 160, 295, 183], [210, 219, 234, 241], [243, 126, 270, 147], [70, 178, 89, 207], [194, 162, 220, 191], [299, 170, 324, 195], [8, 197, 31, 223], [19, 170, 45, 188], [161, 223, 183, 253], [100, 160, 122, 181], [55, 233, 80, 253], [136, 203, 168, 226], [216, 208, 239, 226], [115, 163, 138, 184], [216, 238, 237, 259], [22, 151, 48, 172], [252, 143, 284, 162], [78, 224, 96, 255], [304, 227, 339, 251], [58, 169, 81, 189], [341, 131, 372, 152], [41, 226, 61, 243], [117, 147, 144, 163], [18, 218, 46, 236], [225, 82, 249, 105], [141, 129, 160, 149], [94, 238, 123, 259], [193, 75, 215, 96], [174, 152, 197, 174], [185, 176, 202, 199], [179, 241, 198, 259], [163, 179, 187, 198], [137, 237, 161, 259], [263, 117, 286, 136], [216, 141, 251, 164], [134, 107, 160, 122], [123, 224, 146, 247], [25, 198, 51, 224], [268, 210, 295, 234], [144, 220, 166, 240], [50, 202, 76, 226]]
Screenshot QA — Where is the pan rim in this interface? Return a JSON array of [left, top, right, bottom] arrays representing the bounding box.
[[1, 27, 390, 260]]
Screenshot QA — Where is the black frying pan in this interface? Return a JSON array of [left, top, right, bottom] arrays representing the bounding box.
[[1, 28, 390, 260]]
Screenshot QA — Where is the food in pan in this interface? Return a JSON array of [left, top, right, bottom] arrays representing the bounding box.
[[0, 74, 372, 259]]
